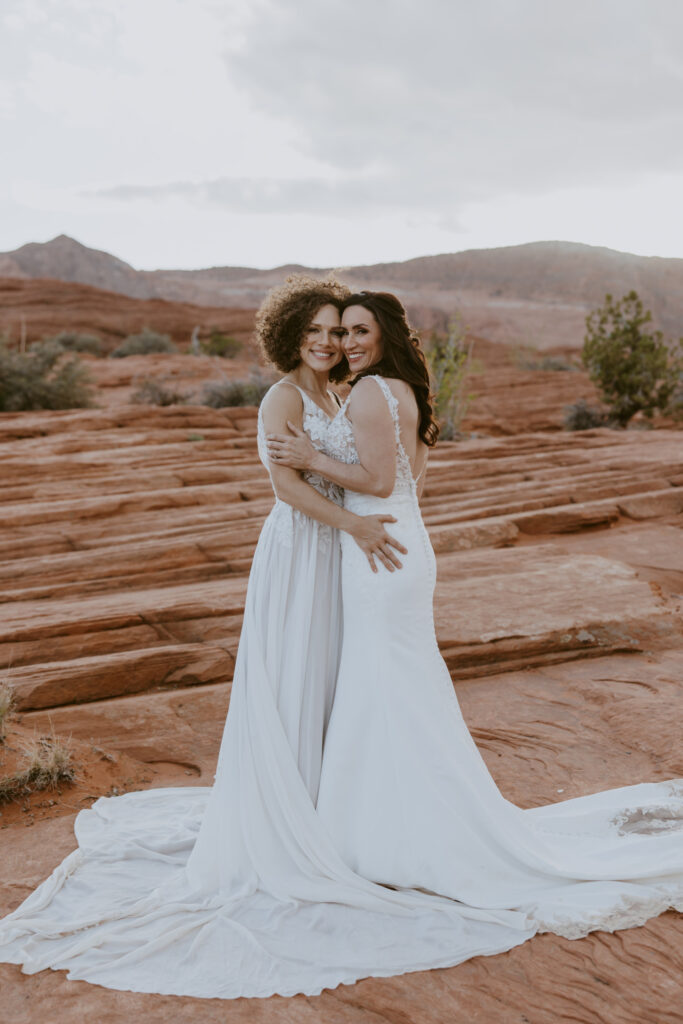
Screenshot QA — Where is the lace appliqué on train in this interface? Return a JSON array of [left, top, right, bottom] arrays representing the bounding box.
[[612, 781, 683, 837], [534, 887, 683, 941]]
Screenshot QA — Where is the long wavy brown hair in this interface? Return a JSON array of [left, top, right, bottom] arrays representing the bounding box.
[[342, 291, 439, 446]]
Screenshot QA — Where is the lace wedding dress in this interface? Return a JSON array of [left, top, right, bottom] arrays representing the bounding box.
[[0, 379, 681, 1000], [318, 376, 683, 937]]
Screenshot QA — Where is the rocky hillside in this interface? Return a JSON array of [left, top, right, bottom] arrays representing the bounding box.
[[0, 276, 256, 351], [4, 235, 683, 348]]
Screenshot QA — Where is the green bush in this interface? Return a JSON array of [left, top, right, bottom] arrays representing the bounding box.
[[201, 331, 243, 359], [671, 372, 683, 420], [111, 328, 176, 358], [583, 291, 682, 426], [200, 369, 273, 408], [425, 315, 474, 440], [563, 399, 607, 431], [131, 377, 191, 406], [0, 340, 94, 411], [47, 331, 104, 356]]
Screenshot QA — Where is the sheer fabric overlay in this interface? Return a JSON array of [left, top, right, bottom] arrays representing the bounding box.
[[0, 378, 681, 1000]]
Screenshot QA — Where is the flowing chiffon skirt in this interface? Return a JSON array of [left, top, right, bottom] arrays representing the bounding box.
[[0, 498, 539, 999]]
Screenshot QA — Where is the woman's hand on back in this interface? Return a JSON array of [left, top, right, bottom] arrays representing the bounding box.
[[350, 514, 407, 573]]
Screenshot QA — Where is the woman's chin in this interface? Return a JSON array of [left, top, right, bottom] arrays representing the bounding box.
[[304, 357, 341, 372]]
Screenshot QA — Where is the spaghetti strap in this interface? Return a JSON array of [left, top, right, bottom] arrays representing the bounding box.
[[275, 380, 338, 420], [276, 379, 307, 403]]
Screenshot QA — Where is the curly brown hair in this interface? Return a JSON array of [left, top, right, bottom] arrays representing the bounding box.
[[255, 274, 351, 383]]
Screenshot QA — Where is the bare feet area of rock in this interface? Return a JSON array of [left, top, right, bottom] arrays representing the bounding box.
[[0, 349, 682, 1023]]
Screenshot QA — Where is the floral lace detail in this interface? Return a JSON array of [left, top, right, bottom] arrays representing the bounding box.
[[610, 782, 683, 837], [533, 886, 683, 940], [614, 806, 683, 836], [321, 396, 359, 466], [257, 384, 344, 551]]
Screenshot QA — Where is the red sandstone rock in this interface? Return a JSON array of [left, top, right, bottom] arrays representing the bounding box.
[[0, 276, 255, 350], [0, 377, 681, 1022]]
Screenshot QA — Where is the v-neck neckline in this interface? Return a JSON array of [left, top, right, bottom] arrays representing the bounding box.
[[287, 380, 340, 421]]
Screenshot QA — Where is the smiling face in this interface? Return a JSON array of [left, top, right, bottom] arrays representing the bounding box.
[[298, 303, 343, 372], [341, 305, 383, 372]]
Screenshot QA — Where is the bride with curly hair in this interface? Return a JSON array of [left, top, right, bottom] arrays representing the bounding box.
[[0, 276, 427, 1000]]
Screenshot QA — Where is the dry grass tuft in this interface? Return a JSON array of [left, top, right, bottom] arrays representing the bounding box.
[[0, 681, 15, 743], [0, 728, 76, 804]]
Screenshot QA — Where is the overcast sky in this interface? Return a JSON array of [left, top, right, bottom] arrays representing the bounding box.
[[2, 0, 683, 270]]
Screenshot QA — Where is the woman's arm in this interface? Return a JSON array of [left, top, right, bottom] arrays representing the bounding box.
[[267, 377, 396, 497], [261, 384, 406, 572]]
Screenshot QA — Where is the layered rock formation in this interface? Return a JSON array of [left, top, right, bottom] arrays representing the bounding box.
[[0, 384, 682, 1022], [0, 275, 256, 350]]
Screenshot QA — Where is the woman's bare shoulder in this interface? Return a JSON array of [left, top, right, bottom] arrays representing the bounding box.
[[379, 376, 417, 410], [347, 377, 394, 420], [260, 379, 303, 429]]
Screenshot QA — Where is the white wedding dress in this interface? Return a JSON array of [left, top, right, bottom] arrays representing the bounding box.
[[318, 377, 683, 934], [0, 378, 681, 1000]]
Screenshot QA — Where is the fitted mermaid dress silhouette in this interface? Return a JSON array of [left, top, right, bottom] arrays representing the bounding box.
[[0, 377, 681, 999]]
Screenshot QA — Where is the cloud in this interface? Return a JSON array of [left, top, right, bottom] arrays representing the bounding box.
[[221, 0, 683, 204], [87, 172, 462, 221], [89, 0, 683, 229], [5, 0, 683, 266]]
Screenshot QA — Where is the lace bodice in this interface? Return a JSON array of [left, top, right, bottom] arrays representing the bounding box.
[[257, 382, 346, 549], [329, 376, 419, 511], [257, 382, 344, 505]]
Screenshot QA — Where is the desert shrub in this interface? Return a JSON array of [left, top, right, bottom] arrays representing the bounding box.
[[583, 291, 683, 427], [563, 399, 608, 431], [131, 377, 191, 406], [0, 340, 94, 411], [0, 681, 15, 743], [200, 369, 274, 408], [517, 352, 577, 372], [425, 315, 474, 440], [201, 331, 243, 359], [671, 372, 683, 420], [0, 729, 76, 804], [111, 328, 176, 358], [47, 330, 104, 356]]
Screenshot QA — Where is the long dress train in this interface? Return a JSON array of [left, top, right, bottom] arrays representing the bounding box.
[[0, 379, 680, 999], [0, 384, 535, 999], [317, 375, 683, 938]]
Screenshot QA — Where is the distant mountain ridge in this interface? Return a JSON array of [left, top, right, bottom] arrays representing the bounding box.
[[3, 235, 683, 348]]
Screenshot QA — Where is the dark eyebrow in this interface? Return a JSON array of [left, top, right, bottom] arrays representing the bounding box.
[[346, 322, 369, 329]]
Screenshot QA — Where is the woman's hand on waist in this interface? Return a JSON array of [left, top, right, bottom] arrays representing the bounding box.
[[348, 514, 407, 573]]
